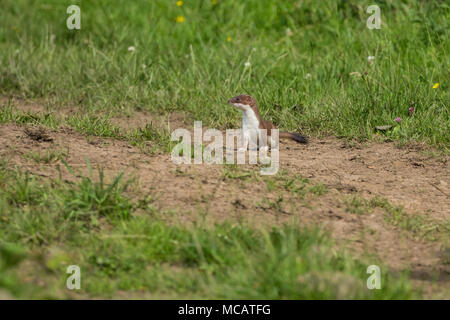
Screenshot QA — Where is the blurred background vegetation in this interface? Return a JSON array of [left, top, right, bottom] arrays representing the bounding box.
[[0, 0, 448, 148]]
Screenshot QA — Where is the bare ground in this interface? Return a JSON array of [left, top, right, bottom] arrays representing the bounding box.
[[1, 98, 449, 298]]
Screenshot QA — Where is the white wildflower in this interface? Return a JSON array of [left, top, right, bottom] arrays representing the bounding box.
[[244, 61, 251, 68], [368, 55, 375, 63], [305, 73, 312, 79], [128, 46, 135, 52]]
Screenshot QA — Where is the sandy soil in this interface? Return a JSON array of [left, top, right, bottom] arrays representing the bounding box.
[[1, 98, 449, 298]]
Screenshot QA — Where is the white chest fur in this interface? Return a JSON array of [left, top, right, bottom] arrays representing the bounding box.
[[232, 103, 261, 149], [241, 106, 260, 146], [242, 106, 259, 132], [242, 109, 260, 131]]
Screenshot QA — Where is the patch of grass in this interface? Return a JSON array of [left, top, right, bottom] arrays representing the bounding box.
[[66, 218, 418, 299], [1, 0, 448, 149], [0, 242, 27, 297], [66, 114, 121, 138], [0, 105, 59, 128], [375, 199, 450, 242], [0, 104, 177, 153], [221, 164, 254, 181], [344, 195, 449, 242], [345, 195, 370, 215], [308, 183, 327, 196], [61, 160, 133, 223], [1, 102, 178, 153], [0, 160, 132, 245], [126, 122, 175, 153], [257, 195, 288, 214], [263, 169, 326, 199], [24, 148, 68, 164], [3, 169, 46, 207], [0, 164, 418, 299]]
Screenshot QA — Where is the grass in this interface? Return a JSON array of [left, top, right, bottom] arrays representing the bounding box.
[[126, 122, 176, 153], [66, 114, 121, 138], [0, 104, 59, 128], [220, 167, 327, 214], [376, 198, 450, 242], [62, 159, 133, 222], [221, 164, 254, 181], [0, 0, 448, 150], [0, 0, 448, 299], [0, 103, 176, 154], [0, 242, 28, 298], [344, 195, 449, 242], [24, 148, 68, 164], [345, 195, 371, 215], [264, 169, 327, 199], [0, 161, 417, 299]]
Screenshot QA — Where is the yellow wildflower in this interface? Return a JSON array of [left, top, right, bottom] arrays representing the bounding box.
[[211, 0, 217, 4], [176, 1, 183, 6], [175, 16, 185, 23], [226, 36, 231, 42], [432, 83, 439, 89]]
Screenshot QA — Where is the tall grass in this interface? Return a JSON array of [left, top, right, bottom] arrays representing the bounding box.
[[0, 0, 448, 148], [0, 163, 416, 299]]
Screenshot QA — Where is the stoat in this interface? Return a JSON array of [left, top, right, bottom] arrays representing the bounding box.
[[228, 94, 308, 151]]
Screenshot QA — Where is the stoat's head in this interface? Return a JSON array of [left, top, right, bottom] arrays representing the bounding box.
[[228, 94, 258, 112]]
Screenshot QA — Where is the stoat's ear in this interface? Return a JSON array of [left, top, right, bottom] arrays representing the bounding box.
[[238, 95, 255, 106]]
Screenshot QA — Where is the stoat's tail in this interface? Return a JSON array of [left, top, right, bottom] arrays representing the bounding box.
[[280, 132, 308, 144]]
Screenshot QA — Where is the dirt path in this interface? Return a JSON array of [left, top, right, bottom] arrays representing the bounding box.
[[1, 99, 449, 298], [4, 96, 447, 220], [284, 138, 449, 221]]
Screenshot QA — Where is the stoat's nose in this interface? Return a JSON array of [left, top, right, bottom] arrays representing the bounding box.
[[228, 98, 233, 104]]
